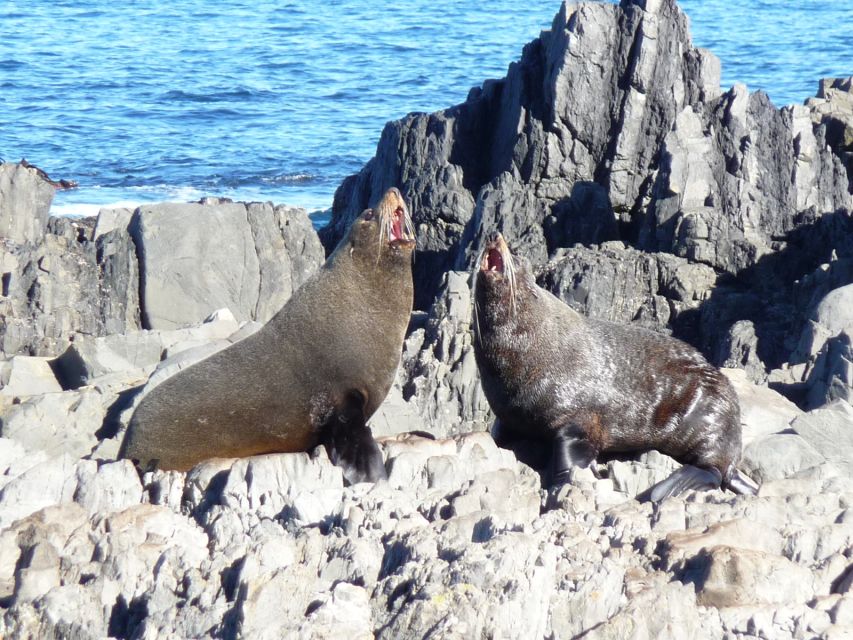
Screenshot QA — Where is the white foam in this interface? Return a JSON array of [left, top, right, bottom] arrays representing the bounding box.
[[49, 185, 332, 219]]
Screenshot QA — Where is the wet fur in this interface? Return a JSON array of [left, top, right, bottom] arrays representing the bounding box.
[[473, 239, 759, 501], [120, 189, 414, 483]]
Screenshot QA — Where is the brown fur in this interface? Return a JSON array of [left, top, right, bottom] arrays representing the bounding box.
[[119, 188, 415, 481]]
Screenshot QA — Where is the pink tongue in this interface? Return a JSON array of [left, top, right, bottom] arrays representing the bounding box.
[[392, 216, 403, 241]]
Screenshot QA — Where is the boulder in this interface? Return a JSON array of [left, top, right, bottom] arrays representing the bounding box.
[[130, 201, 323, 330], [0, 162, 56, 245]]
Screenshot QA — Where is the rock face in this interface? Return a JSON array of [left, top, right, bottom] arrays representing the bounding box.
[[0, 162, 56, 245], [322, 0, 853, 407], [0, 179, 324, 358], [132, 200, 321, 330]]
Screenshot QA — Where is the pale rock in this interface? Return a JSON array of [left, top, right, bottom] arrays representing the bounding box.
[[0, 162, 55, 245], [661, 518, 786, 569], [0, 387, 110, 459], [743, 433, 829, 483], [0, 356, 61, 397], [219, 452, 344, 525], [723, 368, 803, 444], [0, 454, 77, 528], [793, 401, 853, 477], [684, 546, 816, 607], [13, 540, 60, 602], [581, 580, 723, 639], [131, 201, 322, 330], [73, 459, 143, 514], [299, 582, 373, 640]]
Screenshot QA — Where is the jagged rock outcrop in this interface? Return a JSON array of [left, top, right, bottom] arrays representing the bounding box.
[[808, 76, 853, 184], [0, 169, 323, 358], [0, 162, 56, 245], [321, 0, 853, 407], [323, 0, 851, 308]]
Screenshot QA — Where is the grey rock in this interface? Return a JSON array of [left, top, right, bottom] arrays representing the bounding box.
[[299, 582, 373, 640], [742, 433, 830, 484], [0, 162, 56, 245], [538, 241, 718, 332], [73, 459, 143, 514], [0, 215, 106, 357], [131, 201, 322, 330], [685, 546, 816, 607], [792, 401, 853, 477], [723, 367, 803, 443], [0, 454, 78, 528], [322, 0, 851, 316], [217, 451, 344, 526], [0, 199, 320, 359], [0, 356, 62, 397], [583, 579, 723, 640], [92, 206, 132, 240], [52, 307, 241, 389], [0, 388, 114, 459], [807, 76, 853, 184], [392, 270, 493, 439]]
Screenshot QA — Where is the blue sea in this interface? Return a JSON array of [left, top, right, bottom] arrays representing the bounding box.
[[2, 0, 851, 221]]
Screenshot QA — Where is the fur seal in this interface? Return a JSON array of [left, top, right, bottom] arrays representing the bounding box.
[[472, 233, 759, 501], [119, 187, 416, 483]]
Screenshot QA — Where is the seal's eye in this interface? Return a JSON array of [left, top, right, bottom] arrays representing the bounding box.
[[363, 210, 375, 221]]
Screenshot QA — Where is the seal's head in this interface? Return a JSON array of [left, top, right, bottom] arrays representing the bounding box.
[[474, 232, 528, 331], [345, 187, 416, 268]]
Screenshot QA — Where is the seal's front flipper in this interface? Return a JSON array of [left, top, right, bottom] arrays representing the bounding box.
[[648, 465, 722, 502], [725, 468, 760, 496], [551, 429, 597, 486], [321, 391, 387, 484]]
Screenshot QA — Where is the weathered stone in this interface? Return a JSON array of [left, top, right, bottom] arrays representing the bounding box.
[[538, 241, 717, 333], [0, 454, 78, 528], [0, 162, 55, 245], [389, 270, 492, 440], [792, 401, 853, 477], [0, 356, 62, 397], [0, 388, 112, 459], [130, 201, 322, 330], [682, 546, 816, 607], [299, 582, 373, 639], [73, 460, 143, 514]]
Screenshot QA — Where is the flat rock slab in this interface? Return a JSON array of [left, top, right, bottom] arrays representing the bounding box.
[[792, 401, 853, 477]]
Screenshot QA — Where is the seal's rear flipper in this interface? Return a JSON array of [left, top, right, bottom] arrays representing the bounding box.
[[725, 468, 760, 496], [321, 391, 387, 485], [648, 465, 722, 502], [551, 429, 597, 485]]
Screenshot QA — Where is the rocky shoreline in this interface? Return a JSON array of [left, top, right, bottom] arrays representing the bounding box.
[[2, 0, 853, 637]]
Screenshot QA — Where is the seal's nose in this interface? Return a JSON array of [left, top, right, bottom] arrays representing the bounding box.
[[485, 231, 503, 245]]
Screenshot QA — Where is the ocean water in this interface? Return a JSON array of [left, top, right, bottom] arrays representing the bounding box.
[[2, 0, 851, 220]]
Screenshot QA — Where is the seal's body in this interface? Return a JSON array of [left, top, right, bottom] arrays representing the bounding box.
[[472, 233, 759, 501], [120, 188, 415, 482]]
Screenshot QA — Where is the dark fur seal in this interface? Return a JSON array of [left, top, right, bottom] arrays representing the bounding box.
[[119, 188, 415, 483], [472, 233, 759, 502]]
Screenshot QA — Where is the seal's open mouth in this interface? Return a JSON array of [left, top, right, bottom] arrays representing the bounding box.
[[474, 231, 518, 321], [480, 233, 511, 276], [377, 187, 415, 249], [390, 206, 406, 243], [485, 247, 504, 273]]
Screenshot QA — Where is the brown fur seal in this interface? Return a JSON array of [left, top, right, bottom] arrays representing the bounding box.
[[472, 233, 759, 502], [119, 187, 415, 483]]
